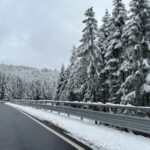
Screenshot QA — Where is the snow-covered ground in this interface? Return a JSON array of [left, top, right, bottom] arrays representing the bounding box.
[[6, 103, 150, 150]]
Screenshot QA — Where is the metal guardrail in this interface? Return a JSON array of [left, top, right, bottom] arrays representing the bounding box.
[[0, 100, 6, 103], [11, 100, 150, 135]]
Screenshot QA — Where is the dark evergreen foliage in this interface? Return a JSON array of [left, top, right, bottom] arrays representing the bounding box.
[[51, 1, 150, 106]]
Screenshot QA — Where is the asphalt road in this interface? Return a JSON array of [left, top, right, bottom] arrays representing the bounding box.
[[0, 103, 77, 150]]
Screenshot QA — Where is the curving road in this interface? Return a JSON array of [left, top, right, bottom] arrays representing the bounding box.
[[0, 103, 80, 150]]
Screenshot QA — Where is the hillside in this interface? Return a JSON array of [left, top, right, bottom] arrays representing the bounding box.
[[0, 64, 59, 100]]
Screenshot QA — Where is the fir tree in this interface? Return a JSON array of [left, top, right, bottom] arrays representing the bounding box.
[[64, 45, 79, 101], [120, 0, 150, 106], [105, 0, 127, 103], [0, 72, 7, 100], [59, 66, 70, 101], [97, 9, 111, 103], [79, 7, 98, 102], [54, 64, 65, 100]]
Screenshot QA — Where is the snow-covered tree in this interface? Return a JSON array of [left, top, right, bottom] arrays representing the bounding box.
[[97, 9, 112, 103], [59, 66, 70, 100], [63, 46, 81, 101], [0, 72, 7, 100], [0, 64, 58, 101], [70, 45, 77, 65], [54, 64, 66, 100], [83, 7, 99, 102], [119, 0, 150, 106], [99, 9, 111, 45], [105, 0, 127, 103], [76, 7, 99, 102]]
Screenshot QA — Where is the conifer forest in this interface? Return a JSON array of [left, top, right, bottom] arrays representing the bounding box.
[[55, 0, 150, 106]]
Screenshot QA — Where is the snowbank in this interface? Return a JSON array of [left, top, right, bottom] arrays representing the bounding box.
[[6, 103, 150, 150]]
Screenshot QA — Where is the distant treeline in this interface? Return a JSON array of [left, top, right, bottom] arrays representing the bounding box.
[[0, 64, 58, 100]]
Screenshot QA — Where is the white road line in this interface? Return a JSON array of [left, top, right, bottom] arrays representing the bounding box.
[[14, 107, 85, 150]]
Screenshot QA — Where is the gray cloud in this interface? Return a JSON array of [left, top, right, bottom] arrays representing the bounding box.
[[0, 0, 130, 69]]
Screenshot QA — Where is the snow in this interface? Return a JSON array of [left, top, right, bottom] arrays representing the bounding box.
[[6, 103, 150, 150], [105, 102, 134, 107], [147, 41, 150, 50], [125, 91, 136, 102], [108, 58, 119, 64], [143, 59, 150, 69], [120, 60, 132, 72], [113, 30, 120, 37], [124, 74, 135, 85], [146, 73, 150, 83], [114, 41, 122, 49], [0, 64, 58, 100], [142, 84, 150, 93]]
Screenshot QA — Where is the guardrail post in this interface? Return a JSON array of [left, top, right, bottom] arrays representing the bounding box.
[[95, 120, 97, 124]]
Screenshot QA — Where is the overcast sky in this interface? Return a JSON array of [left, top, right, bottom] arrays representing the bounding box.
[[0, 0, 130, 70]]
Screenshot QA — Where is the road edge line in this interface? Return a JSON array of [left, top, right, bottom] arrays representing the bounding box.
[[14, 106, 85, 150]]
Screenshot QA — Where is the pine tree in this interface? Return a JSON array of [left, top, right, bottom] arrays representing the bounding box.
[[15, 77, 25, 99], [42, 80, 53, 100], [97, 9, 111, 103], [120, 0, 150, 106], [63, 45, 78, 101], [54, 64, 66, 100], [69, 47, 88, 101], [59, 66, 70, 100], [70, 45, 77, 65], [0, 72, 7, 100], [78, 7, 98, 102], [105, 0, 127, 103], [99, 9, 111, 42], [62, 8, 99, 102]]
